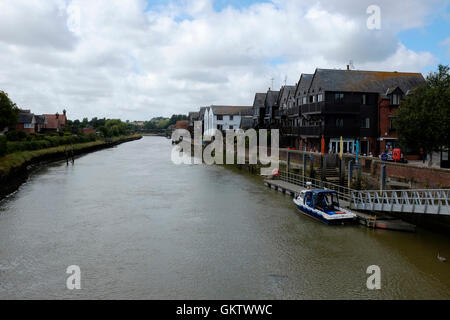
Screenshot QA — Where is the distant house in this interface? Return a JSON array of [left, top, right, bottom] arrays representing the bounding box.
[[44, 110, 67, 132], [34, 115, 47, 133], [176, 120, 189, 130], [82, 128, 96, 135], [251, 93, 266, 129], [198, 107, 207, 134], [203, 105, 252, 136], [16, 110, 36, 134], [263, 89, 280, 127], [187, 111, 199, 134], [239, 107, 254, 130], [133, 121, 145, 127]]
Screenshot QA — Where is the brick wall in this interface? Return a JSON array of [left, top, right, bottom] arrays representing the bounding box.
[[371, 161, 450, 188]]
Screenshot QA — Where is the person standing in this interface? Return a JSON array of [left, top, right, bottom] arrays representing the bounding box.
[[420, 147, 425, 164]]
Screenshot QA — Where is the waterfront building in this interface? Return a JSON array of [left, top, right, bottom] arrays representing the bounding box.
[[263, 89, 280, 128], [203, 105, 252, 137], [276, 85, 297, 147], [251, 93, 267, 129], [282, 68, 424, 156]]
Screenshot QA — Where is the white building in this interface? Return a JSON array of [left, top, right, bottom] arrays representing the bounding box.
[[203, 105, 252, 136]]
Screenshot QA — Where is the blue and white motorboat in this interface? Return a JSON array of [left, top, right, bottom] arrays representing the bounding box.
[[293, 189, 357, 225]]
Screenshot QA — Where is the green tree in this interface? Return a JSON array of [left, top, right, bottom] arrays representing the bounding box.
[[394, 64, 450, 166], [0, 91, 20, 131]]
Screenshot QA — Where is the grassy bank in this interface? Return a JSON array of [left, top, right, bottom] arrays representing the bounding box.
[[0, 134, 142, 176]]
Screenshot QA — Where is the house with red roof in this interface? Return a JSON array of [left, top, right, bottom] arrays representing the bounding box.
[[43, 110, 67, 132]]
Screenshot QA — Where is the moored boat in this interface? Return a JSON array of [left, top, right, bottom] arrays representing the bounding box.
[[293, 189, 357, 225]]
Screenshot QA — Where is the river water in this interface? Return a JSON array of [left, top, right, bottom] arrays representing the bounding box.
[[0, 136, 449, 299]]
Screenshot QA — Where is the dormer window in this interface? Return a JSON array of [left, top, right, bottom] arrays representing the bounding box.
[[391, 94, 401, 105]]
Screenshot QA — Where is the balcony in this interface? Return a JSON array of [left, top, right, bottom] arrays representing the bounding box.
[[287, 106, 300, 117], [300, 126, 322, 137], [281, 127, 300, 136], [301, 102, 360, 115]]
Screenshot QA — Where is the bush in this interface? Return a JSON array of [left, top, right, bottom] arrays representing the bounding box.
[[6, 130, 27, 141], [0, 135, 6, 157]]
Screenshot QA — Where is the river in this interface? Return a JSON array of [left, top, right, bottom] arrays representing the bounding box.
[[0, 136, 449, 299]]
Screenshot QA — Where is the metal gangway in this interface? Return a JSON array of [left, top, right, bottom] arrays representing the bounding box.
[[351, 189, 450, 215]]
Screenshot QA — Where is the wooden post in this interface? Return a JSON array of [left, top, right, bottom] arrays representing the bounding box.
[[348, 160, 353, 189], [287, 151, 291, 173], [380, 164, 386, 190], [339, 158, 344, 186], [302, 153, 307, 185]]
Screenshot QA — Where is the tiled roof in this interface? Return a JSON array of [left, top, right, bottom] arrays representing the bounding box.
[[240, 118, 254, 129], [18, 112, 34, 124], [253, 93, 267, 109], [310, 69, 425, 94], [210, 105, 252, 115], [265, 90, 280, 107], [295, 74, 314, 96], [44, 114, 67, 129]]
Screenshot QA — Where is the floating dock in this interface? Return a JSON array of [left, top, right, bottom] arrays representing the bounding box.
[[264, 179, 416, 232]]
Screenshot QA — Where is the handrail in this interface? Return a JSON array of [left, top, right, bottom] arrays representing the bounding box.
[[278, 171, 352, 202]]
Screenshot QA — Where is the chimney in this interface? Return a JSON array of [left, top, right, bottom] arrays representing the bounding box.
[[55, 112, 59, 120], [63, 109, 66, 116], [347, 65, 350, 71]]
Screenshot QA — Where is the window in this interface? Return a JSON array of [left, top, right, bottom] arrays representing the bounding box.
[[335, 93, 344, 104], [389, 118, 396, 130], [361, 118, 370, 129], [391, 94, 401, 105], [229, 115, 234, 121], [24, 123, 34, 129], [217, 115, 223, 120], [362, 94, 367, 105], [309, 96, 313, 103], [318, 94, 323, 102], [313, 95, 317, 103], [217, 125, 223, 130], [302, 97, 307, 105], [336, 118, 344, 128]]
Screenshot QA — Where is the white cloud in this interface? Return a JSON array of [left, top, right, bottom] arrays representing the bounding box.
[[440, 37, 450, 57], [0, 0, 441, 120]]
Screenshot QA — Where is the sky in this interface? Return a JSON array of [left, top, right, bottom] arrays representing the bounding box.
[[0, 0, 449, 121]]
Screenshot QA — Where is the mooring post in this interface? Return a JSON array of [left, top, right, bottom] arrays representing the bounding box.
[[287, 151, 291, 173], [65, 147, 69, 165], [71, 144, 75, 164], [348, 160, 353, 189], [339, 158, 345, 186], [302, 153, 307, 185], [380, 164, 386, 190]]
